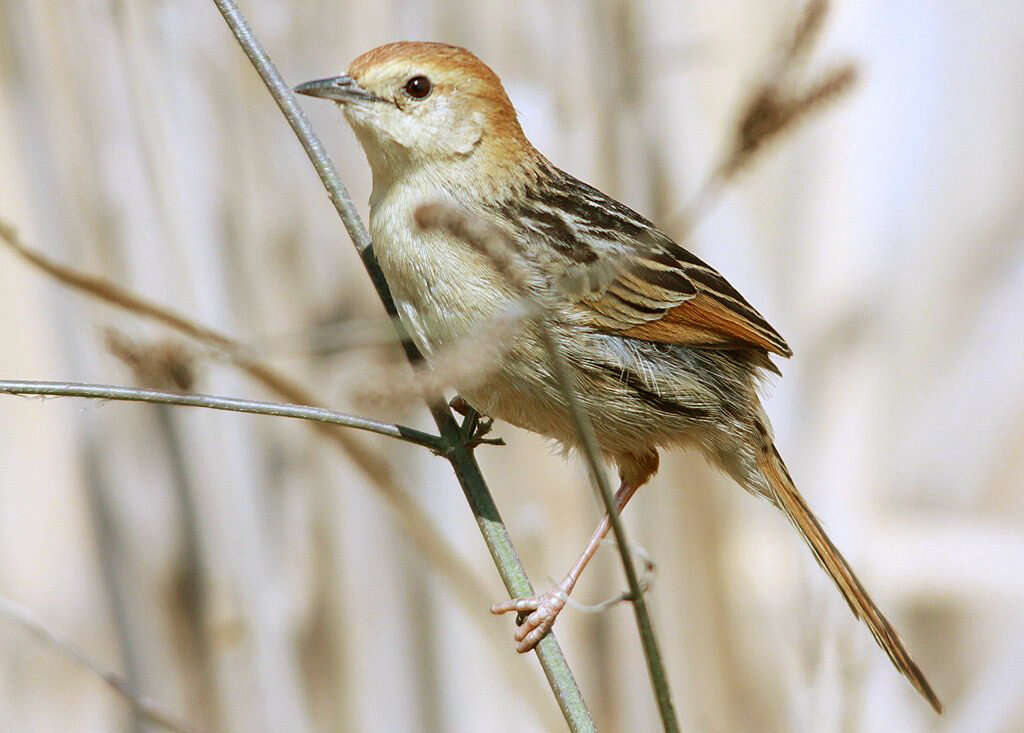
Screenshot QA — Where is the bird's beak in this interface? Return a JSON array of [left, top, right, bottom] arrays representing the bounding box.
[[294, 75, 380, 104]]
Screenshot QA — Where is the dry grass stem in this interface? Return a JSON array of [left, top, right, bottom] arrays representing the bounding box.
[[246, 315, 410, 357], [786, 0, 828, 63], [0, 380, 446, 449], [104, 329, 197, 392], [563, 542, 657, 614], [791, 64, 859, 119], [724, 62, 858, 178], [0, 219, 236, 352], [0, 213, 391, 479], [0, 217, 500, 646], [172, 3, 596, 725], [0, 596, 200, 733], [671, 0, 858, 228], [414, 201, 681, 732], [721, 0, 857, 178], [350, 300, 531, 409]]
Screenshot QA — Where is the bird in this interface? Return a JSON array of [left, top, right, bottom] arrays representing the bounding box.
[[296, 41, 941, 713]]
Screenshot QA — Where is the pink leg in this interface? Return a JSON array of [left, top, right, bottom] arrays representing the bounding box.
[[491, 479, 640, 652]]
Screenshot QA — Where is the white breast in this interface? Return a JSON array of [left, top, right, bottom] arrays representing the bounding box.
[[368, 183, 511, 359], [366, 181, 622, 449]]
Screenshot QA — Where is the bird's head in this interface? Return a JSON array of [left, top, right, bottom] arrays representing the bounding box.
[[297, 42, 536, 193]]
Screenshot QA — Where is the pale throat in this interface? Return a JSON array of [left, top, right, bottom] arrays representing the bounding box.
[[350, 128, 533, 210]]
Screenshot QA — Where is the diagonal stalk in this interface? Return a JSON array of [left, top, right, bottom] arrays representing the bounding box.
[[208, 1, 595, 729], [414, 202, 681, 732]]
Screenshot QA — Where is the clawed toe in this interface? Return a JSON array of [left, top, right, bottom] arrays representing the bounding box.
[[491, 590, 568, 652], [451, 398, 503, 449]]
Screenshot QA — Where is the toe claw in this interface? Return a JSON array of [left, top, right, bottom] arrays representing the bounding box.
[[490, 598, 537, 615], [514, 621, 531, 642], [517, 625, 548, 653], [493, 589, 567, 652]]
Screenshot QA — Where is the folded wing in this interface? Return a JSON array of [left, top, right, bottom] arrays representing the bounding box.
[[572, 233, 792, 358]]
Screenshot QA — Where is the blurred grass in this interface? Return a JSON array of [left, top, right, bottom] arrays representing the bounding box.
[[1, 1, 1023, 731]]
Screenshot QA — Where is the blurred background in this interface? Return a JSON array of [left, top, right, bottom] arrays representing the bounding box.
[[2, 1, 1022, 731]]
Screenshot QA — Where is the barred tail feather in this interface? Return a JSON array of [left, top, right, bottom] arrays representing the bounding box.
[[759, 444, 942, 713]]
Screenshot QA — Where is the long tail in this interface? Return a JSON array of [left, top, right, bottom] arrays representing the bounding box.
[[759, 444, 942, 713]]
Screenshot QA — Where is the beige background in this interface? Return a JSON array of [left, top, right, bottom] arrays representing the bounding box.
[[1, 1, 1022, 731]]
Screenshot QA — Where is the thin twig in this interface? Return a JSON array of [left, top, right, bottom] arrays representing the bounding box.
[[350, 299, 532, 409], [0, 219, 233, 352], [785, 0, 829, 63], [0, 373, 557, 726], [538, 329, 680, 732], [208, 3, 594, 729], [104, 329, 197, 392], [244, 315, 412, 356], [209, 2, 371, 252], [0, 217, 391, 483], [0, 596, 199, 733], [562, 542, 656, 614], [416, 202, 681, 732], [0, 217, 505, 648], [0, 380, 443, 450]]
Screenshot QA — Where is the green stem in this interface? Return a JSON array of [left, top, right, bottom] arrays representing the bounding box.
[[208, 2, 595, 729], [0, 380, 442, 450], [538, 327, 681, 732]]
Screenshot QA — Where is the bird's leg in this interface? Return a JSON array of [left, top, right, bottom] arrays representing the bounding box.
[[491, 479, 641, 652]]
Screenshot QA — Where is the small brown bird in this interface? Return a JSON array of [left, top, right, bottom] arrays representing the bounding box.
[[297, 41, 941, 712]]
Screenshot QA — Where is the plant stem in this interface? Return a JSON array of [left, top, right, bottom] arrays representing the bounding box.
[[208, 2, 595, 729], [0, 380, 442, 449], [536, 328, 681, 732], [414, 201, 680, 731], [0, 596, 199, 733]]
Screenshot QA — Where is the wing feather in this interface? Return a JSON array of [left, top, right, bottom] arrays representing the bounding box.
[[496, 166, 792, 358], [576, 237, 792, 358]]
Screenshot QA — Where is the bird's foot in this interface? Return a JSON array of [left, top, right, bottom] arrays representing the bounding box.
[[450, 396, 503, 449], [448, 395, 473, 417], [490, 586, 569, 653]]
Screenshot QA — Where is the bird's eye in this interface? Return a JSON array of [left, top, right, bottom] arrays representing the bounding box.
[[403, 75, 432, 99]]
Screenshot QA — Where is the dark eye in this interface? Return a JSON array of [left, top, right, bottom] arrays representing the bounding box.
[[403, 75, 432, 99]]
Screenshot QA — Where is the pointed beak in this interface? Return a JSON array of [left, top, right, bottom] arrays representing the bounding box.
[[294, 75, 380, 104]]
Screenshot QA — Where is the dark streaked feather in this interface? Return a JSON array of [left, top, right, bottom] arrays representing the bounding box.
[[490, 164, 792, 358]]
